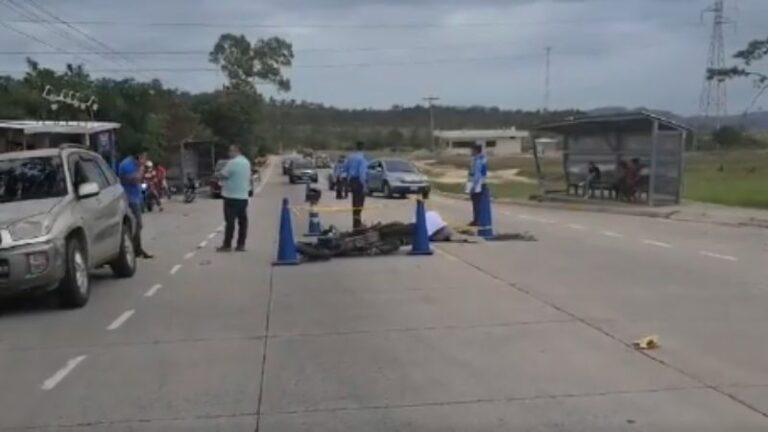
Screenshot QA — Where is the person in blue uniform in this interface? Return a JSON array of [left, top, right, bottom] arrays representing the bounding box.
[[467, 143, 488, 226], [118, 151, 153, 258], [344, 141, 368, 229]]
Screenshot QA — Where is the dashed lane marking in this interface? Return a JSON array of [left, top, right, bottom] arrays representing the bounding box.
[[184, 251, 196, 260], [700, 251, 738, 261], [601, 231, 624, 238], [642, 239, 672, 248], [198, 240, 208, 249], [106, 310, 135, 331], [567, 224, 587, 230], [144, 284, 162, 297], [170, 264, 182, 275], [41, 356, 87, 391], [207, 233, 217, 240]]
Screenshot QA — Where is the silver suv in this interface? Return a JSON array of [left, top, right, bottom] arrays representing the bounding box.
[[0, 147, 137, 308]]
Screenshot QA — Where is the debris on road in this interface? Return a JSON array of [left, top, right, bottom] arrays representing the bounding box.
[[297, 223, 412, 261], [633, 335, 659, 350]]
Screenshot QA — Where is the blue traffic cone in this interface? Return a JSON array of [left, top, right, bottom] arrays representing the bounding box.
[[409, 198, 433, 256], [304, 207, 323, 237], [477, 186, 494, 239], [273, 198, 300, 266]]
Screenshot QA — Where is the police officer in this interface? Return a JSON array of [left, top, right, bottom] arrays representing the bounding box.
[[344, 141, 368, 229], [467, 142, 488, 226]]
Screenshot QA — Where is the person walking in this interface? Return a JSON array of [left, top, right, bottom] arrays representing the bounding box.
[[344, 141, 368, 229], [466, 143, 488, 226], [118, 151, 154, 258], [217, 145, 252, 252]]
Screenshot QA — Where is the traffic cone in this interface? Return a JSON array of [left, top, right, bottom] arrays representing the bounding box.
[[304, 207, 323, 237], [273, 198, 300, 266], [477, 186, 495, 239], [409, 198, 433, 256]]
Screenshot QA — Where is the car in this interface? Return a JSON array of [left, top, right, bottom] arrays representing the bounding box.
[[282, 156, 301, 175], [209, 159, 255, 198], [366, 158, 431, 199], [0, 146, 137, 308], [289, 159, 319, 184]]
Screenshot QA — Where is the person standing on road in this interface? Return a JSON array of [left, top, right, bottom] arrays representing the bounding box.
[[467, 143, 488, 227], [118, 151, 154, 259], [217, 145, 252, 252], [344, 141, 368, 229]]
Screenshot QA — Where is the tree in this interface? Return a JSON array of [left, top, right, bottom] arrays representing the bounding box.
[[209, 34, 293, 93], [709, 36, 768, 112], [712, 126, 744, 148]]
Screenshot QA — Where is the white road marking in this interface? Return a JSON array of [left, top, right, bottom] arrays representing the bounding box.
[[536, 218, 556, 224], [642, 239, 672, 248], [700, 251, 738, 261], [184, 251, 196, 260], [517, 214, 532, 220], [144, 284, 162, 297], [198, 240, 208, 249], [170, 264, 182, 275], [41, 356, 86, 391], [207, 233, 217, 240], [253, 156, 275, 195], [501, 211, 512, 216], [601, 231, 624, 238], [106, 310, 135, 331], [567, 224, 587, 230], [215, 225, 224, 233]]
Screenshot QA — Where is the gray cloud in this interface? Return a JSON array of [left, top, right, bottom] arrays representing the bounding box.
[[1, 0, 767, 114]]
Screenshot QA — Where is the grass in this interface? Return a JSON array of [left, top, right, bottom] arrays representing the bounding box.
[[684, 151, 768, 209], [428, 150, 768, 209], [431, 181, 539, 200]]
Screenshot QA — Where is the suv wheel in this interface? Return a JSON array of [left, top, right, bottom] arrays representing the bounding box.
[[383, 182, 393, 198], [110, 222, 137, 278], [58, 237, 90, 308]]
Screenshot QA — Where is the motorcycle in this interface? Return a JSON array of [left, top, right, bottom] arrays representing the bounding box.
[[183, 177, 198, 203]]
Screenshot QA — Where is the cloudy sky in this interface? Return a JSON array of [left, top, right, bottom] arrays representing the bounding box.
[[1, 0, 767, 114]]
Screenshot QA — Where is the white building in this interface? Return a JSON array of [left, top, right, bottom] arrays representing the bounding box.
[[434, 127, 530, 155]]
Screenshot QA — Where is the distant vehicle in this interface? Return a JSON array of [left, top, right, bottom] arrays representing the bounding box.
[[0, 147, 137, 308], [366, 158, 430, 199], [210, 159, 255, 198], [282, 156, 301, 175], [289, 159, 319, 184]]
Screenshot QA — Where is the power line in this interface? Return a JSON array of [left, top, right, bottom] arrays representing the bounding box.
[[0, 9, 93, 65]]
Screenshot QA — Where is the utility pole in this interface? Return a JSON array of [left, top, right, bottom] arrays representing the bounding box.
[[700, 0, 731, 130], [423, 96, 440, 153], [544, 46, 552, 112]]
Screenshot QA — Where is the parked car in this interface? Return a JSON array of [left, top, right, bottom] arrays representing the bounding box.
[[210, 159, 255, 198], [289, 159, 319, 184], [0, 147, 137, 308], [366, 158, 430, 199]]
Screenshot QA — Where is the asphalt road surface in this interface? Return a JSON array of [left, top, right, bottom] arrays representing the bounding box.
[[1, 160, 767, 431]]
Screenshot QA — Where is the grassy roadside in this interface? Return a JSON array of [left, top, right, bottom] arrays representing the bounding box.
[[426, 151, 768, 209]]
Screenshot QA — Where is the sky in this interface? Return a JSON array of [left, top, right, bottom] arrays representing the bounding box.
[[1, 0, 767, 114]]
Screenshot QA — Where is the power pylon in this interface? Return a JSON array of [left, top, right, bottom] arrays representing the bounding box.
[[699, 0, 731, 129]]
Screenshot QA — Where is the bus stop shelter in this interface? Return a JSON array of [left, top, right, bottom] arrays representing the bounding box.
[[535, 111, 690, 206]]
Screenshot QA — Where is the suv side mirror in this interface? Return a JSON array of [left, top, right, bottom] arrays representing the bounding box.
[[77, 182, 100, 199]]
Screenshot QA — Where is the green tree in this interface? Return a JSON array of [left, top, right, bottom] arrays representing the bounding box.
[[709, 36, 768, 111], [209, 34, 293, 93], [712, 126, 745, 148]]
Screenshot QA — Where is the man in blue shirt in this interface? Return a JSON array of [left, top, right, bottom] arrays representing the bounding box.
[[467, 143, 488, 226], [118, 151, 153, 258], [217, 145, 252, 252], [343, 141, 368, 229]]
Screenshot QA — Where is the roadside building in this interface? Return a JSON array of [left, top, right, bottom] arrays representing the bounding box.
[[434, 128, 530, 156]]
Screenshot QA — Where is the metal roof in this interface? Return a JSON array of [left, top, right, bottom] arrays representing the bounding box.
[[535, 111, 692, 134], [0, 120, 121, 135]]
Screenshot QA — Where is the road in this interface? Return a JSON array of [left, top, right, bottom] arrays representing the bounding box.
[[1, 160, 767, 431]]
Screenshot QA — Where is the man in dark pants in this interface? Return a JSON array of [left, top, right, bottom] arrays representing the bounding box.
[[467, 143, 488, 226], [118, 151, 153, 258], [217, 145, 252, 252], [344, 141, 368, 229]]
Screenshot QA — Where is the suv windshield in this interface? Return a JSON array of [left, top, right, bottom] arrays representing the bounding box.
[[0, 156, 67, 203], [293, 160, 314, 169], [384, 160, 416, 173]]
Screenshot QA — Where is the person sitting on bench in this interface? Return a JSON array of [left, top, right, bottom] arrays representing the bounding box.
[[581, 161, 601, 198]]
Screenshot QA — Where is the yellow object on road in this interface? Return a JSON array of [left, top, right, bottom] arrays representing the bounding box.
[[633, 335, 659, 350]]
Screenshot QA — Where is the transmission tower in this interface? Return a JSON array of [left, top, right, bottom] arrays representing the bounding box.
[[543, 46, 552, 112], [699, 0, 731, 128]]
